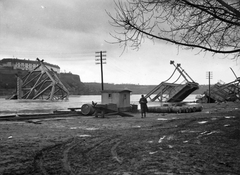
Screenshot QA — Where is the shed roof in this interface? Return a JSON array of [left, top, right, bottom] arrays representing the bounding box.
[[101, 89, 132, 93]]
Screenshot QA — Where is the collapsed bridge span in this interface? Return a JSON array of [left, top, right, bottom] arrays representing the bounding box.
[[10, 58, 69, 101], [145, 61, 199, 102]]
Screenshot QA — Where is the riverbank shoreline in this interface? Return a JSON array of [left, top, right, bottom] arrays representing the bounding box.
[[0, 102, 239, 174]]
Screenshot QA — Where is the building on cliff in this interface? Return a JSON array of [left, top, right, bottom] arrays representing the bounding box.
[[0, 58, 60, 73], [0, 58, 86, 96]]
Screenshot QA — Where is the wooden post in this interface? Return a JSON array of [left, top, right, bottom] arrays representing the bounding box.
[[95, 51, 106, 91], [206, 71, 213, 103]]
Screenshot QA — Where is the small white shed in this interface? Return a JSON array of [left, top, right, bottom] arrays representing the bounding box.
[[101, 90, 132, 111]]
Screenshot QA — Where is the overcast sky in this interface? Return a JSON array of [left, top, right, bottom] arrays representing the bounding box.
[[0, 0, 239, 85]]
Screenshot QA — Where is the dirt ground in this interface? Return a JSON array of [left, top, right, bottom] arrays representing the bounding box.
[[0, 102, 240, 175]]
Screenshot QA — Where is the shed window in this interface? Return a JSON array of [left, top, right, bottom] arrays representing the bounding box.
[[108, 93, 112, 98], [123, 94, 127, 99]]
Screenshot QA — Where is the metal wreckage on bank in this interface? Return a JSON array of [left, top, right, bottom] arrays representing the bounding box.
[[198, 75, 240, 103], [145, 60, 240, 104]]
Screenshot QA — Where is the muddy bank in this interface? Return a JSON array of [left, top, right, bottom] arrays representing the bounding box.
[[0, 102, 239, 175]]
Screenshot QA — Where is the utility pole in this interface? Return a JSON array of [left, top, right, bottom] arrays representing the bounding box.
[[95, 51, 106, 91], [206, 71, 213, 103]]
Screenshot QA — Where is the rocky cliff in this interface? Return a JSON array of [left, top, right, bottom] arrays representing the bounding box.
[[59, 73, 85, 95]]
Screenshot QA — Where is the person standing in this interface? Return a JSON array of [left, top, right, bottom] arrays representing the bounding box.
[[139, 94, 148, 118]]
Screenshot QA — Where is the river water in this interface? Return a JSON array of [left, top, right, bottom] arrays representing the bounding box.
[[0, 94, 198, 116]]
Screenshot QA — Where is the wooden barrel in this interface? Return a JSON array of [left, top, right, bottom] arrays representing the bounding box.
[[81, 104, 95, 115], [195, 105, 203, 112], [171, 106, 182, 113], [182, 106, 189, 113], [191, 107, 196, 112], [188, 105, 203, 112], [160, 106, 171, 113], [186, 107, 193, 113], [147, 107, 158, 113]]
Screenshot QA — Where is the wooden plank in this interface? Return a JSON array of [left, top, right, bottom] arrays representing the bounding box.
[[68, 108, 81, 111]]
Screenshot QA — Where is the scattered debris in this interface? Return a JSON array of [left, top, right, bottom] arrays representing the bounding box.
[[200, 131, 208, 135], [158, 136, 166, 143], [225, 116, 235, 119], [166, 135, 174, 140], [85, 127, 99, 130], [205, 131, 219, 135], [149, 151, 158, 155], [77, 134, 91, 137], [198, 121, 208, 124], [198, 130, 220, 137], [157, 118, 168, 120]]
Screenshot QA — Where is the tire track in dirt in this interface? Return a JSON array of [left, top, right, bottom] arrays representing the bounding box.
[[34, 151, 48, 175], [111, 141, 123, 164], [77, 135, 120, 163], [33, 139, 74, 175], [32, 118, 208, 174], [83, 137, 114, 153], [33, 135, 121, 174], [61, 138, 78, 175], [60, 136, 111, 175]]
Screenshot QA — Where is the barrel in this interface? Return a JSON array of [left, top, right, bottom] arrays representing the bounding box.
[[148, 107, 159, 113], [81, 104, 95, 115], [131, 104, 138, 112], [159, 106, 171, 113], [195, 105, 203, 112], [171, 106, 182, 113], [181, 106, 189, 113]]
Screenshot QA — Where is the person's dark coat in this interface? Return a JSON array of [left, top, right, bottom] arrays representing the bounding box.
[[139, 96, 148, 113]]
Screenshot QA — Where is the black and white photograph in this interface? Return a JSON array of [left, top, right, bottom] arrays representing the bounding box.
[[0, 0, 240, 174]]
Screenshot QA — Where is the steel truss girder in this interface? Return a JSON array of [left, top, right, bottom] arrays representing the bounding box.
[[204, 78, 240, 102], [145, 61, 199, 102], [18, 58, 69, 101]]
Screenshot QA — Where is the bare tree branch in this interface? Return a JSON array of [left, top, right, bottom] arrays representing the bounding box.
[[108, 0, 240, 59]]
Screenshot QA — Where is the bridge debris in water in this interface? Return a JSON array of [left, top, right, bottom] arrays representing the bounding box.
[[9, 58, 69, 101], [145, 60, 199, 102]]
